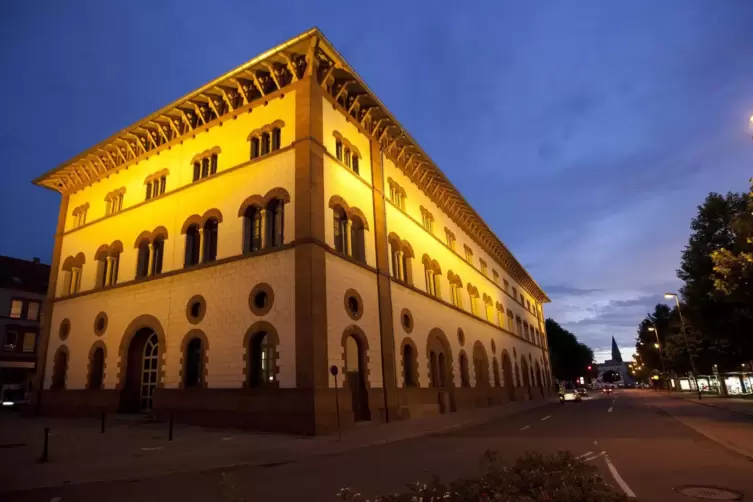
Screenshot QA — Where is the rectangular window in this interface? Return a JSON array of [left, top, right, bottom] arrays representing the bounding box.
[[26, 301, 40, 321], [159, 176, 166, 195], [9, 300, 23, 318], [336, 141, 343, 161], [210, 154, 218, 174], [145, 182, 152, 201], [3, 330, 18, 351], [193, 162, 200, 181], [251, 137, 260, 159], [201, 158, 209, 178], [352, 155, 359, 174], [22, 332, 35, 353]]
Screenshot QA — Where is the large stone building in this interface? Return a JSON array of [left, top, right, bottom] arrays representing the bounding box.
[[33, 29, 552, 434]]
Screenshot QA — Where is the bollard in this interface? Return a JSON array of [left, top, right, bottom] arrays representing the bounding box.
[[100, 411, 106, 433], [330, 365, 341, 442], [39, 427, 50, 463], [168, 414, 174, 442]]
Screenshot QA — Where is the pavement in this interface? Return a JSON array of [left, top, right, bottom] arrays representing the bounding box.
[[670, 391, 753, 417], [3, 390, 753, 501]]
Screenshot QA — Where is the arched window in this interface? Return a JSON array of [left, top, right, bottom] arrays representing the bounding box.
[[524, 322, 530, 341], [493, 358, 501, 387], [152, 237, 164, 275], [424, 262, 435, 296], [352, 155, 359, 175], [459, 352, 470, 387], [88, 347, 104, 390], [336, 140, 343, 161], [403, 344, 417, 387], [250, 137, 260, 159], [210, 154, 217, 175], [248, 331, 277, 387], [184, 224, 201, 267], [333, 206, 348, 254], [261, 132, 270, 155], [266, 199, 284, 248], [243, 206, 263, 253], [271, 127, 281, 151], [51, 348, 68, 390], [193, 161, 201, 181], [136, 239, 150, 278], [159, 175, 167, 195], [516, 317, 523, 337], [350, 216, 366, 263], [184, 338, 203, 388], [201, 157, 210, 178], [389, 241, 401, 280], [203, 218, 219, 263], [109, 251, 120, 286], [145, 182, 152, 201], [96, 255, 108, 288], [429, 351, 437, 388]]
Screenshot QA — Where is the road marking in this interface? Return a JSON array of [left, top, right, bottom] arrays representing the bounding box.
[[520, 425, 530, 431], [594, 440, 599, 446], [584, 451, 606, 461], [605, 454, 636, 498], [576, 451, 593, 459], [541, 415, 551, 421], [222, 437, 233, 441], [608, 406, 613, 413], [140, 447, 164, 451]]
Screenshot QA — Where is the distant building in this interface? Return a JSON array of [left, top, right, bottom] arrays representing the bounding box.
[[31, 29, 553, 434], [0, 256, 50, 404], [596, 337, 632, 385]]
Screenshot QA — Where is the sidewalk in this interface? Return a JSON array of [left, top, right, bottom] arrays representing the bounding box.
[[642, 392, 753, 461], [672, 392, 753, 417], [0, 397, 555, 493]]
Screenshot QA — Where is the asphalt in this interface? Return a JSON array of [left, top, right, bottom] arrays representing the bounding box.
[[5, 390, 753, 501]]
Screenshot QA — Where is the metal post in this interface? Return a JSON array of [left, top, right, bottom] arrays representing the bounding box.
[[168, 414, 174, 441], [100, 411, 106, 433], [39, 427, 50, 463], [330, 365, 341, 442], [652, 326, 669, 395], [673, 296, 701, 400]]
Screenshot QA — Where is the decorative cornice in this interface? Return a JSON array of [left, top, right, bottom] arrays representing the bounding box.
[[33, 27, 548, 303]]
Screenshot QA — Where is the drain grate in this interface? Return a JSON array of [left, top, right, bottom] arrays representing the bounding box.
[[676, 486, 742, 500]]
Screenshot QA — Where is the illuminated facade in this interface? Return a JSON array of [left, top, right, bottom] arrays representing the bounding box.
[[33, 29, 552, 434]]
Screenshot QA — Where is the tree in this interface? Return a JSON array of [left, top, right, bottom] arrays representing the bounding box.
[[677, 191, 753, 371], [545, 319, 595, 382]]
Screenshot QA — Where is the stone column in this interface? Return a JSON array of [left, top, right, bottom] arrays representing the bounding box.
[[396, 251, 404, 281], [198, 228, 205, 263], [261, 210, 268, 249], [104, 256, 113, 286], [345, 220, 353, 256], [147, 244, 154, 276]]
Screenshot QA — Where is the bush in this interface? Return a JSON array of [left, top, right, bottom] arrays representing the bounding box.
[[338, 451, 628, 502]]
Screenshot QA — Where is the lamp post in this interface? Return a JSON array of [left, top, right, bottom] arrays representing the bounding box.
[[648, 326, 669, 394], [665, 292, 702, 400]]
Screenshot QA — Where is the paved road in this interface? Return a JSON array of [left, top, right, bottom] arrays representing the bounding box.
[[6, 390, 753, 501]]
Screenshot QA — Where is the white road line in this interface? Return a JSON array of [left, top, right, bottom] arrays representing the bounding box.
[[140, 447, 164, 451], [605, 454, 636, 499], [541, 415, 551, 421], [608, 406, 613, 413], [576, 451, 593, 459], [520, 425, 530, 431], [584, 451, 606, 461], [594, 440, 599, 446]]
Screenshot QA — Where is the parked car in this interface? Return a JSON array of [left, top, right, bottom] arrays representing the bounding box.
[[576, 388, 589, 398]]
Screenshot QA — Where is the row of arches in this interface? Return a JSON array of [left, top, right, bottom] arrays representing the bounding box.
[[400, 329, 547, 397], [49, 319, 282, 412]]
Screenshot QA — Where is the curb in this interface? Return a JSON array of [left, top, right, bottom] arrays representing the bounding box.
[[678, 397, 753, 420], [649, 402, 753, 462]]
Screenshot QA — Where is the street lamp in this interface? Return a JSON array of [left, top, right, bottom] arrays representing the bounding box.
[[664, 292, 702, 400], [648, 326, 669, 394]]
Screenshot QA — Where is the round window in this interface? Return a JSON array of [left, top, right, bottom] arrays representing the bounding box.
[[93, 312, 108, 336], [457, 328, 465, 346], [185, 295, 207, 324], [344, 289, 364, 321], [248, 283, 275, 316], [400, 309, 414, 333], [59, 319, 71, 341]]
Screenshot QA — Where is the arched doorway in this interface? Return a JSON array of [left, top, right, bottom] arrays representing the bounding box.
[[502, 351, 515, 401], [427, 328, 454, 413], [344, 331, 370, 422], [535, 362, 543, 397], [120, 328, 160, 413], [472, 342, 490, 388], [521, 358, 532, 400]]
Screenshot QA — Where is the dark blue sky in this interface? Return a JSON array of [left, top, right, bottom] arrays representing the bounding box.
[[3, 1, 753, 361]]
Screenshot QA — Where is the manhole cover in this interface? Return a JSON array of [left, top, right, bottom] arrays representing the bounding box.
[[676, 486, 742, 500]]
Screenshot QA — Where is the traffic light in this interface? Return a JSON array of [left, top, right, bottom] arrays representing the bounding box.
[[587, 365, 592, 371]]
